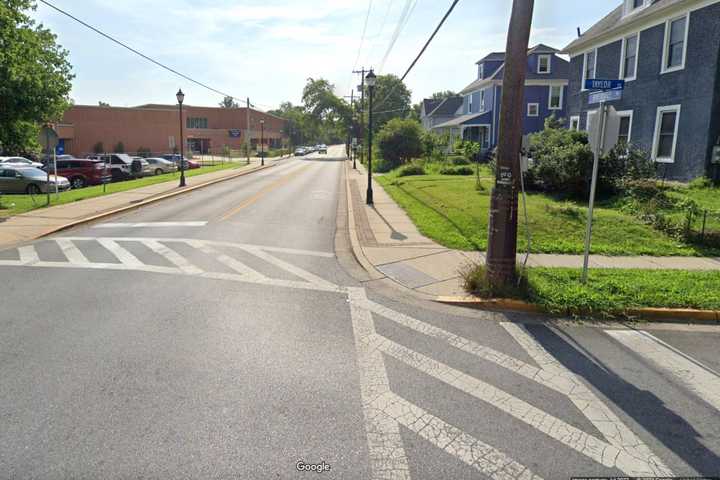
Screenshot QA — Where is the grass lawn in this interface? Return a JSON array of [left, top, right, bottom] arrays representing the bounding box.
[[377, 170, 717, 256], [525, 268, 720, 315], [0, 162, 245, 218]]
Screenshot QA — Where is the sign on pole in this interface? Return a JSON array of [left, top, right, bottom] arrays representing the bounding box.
[[38, 125, 59, 153], [588, 89, 622, 105], [584, 79, 625, 91]]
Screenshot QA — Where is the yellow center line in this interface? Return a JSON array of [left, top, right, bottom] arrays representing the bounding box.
[[217, 165, 314, 221]]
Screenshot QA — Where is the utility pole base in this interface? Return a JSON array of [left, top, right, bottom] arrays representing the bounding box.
[[366, 188, 373, 205], [486, 185, 519, 287]]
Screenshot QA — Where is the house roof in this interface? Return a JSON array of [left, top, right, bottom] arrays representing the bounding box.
[[429, 96, 463, 116], [422, 99, 443, 116], [563, 0, 685, 54], [528, 43, 560, 55], [432, 111, 492, 129], [475, 52, 506, 64]]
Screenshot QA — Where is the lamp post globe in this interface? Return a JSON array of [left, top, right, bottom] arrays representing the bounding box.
[[365, 70, 376, 205], [176, 89, 186, 187]]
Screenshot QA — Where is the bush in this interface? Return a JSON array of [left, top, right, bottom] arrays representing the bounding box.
[[439, 165, 474, 176], [376, 118, 424, 171], [689, 177, 713, 189], [136, 147, 151, 158], [397, 164, 426, 177], [114, 142, 125, 153], [460, 262, 527, 299], [93, 142, 104, 154], [448, 155, 470, 165]]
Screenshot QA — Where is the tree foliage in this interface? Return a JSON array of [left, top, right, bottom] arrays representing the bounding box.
[[430, 90, 457, 100], [376, 118, 423, 172], [219, 96, 239, 108], [369, 74, 412, 134], [0, 0, 74, 154]]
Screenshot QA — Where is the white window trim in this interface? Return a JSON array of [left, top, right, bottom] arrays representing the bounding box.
[[570, 116, 580, 131], [480, 89, 485, 112], [537, 54, 551, 74], [468, 94, 473, 113], [616, 109, 634, 143], [527, 103, 540, 117], [623, 0, 650, 17], [652, 104, 681, 163], [619, 32, 640, 82], [478, 63, 484, 79], [548, 85, 563, 110], [581, 49, 598, 91], [661, 12, 690, 74]]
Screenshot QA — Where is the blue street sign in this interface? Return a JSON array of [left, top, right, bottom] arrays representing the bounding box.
[[585, 79, 625, 91], [588, 89, 622, 105], [229, 129, 242, 138]]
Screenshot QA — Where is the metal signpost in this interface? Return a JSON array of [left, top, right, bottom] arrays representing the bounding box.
[[581, 79, 624, 283], [39, 125, 59, 205]]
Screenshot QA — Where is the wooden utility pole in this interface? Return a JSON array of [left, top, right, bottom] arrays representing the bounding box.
[[353, 68, 366, 165], [486, 0, 535, 289]]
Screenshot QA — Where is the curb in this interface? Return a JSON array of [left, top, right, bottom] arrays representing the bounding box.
[[435, 296, 720, 324], [25, 162, 276, 243]]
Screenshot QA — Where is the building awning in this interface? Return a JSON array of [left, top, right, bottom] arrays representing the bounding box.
[[432, 111, 493, 129]]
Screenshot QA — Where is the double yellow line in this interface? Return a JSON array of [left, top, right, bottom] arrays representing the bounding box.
[[217, 165, 313, 221]]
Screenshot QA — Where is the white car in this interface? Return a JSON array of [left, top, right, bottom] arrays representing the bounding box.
[[0, 156, 44, 169], [145, 157, 178, 175]]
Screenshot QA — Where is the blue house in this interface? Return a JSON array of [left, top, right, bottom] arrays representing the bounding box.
[[432, 44, 569, 153], [563, 0, 720, 180]]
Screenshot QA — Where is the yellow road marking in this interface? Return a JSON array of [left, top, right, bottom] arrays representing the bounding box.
[[217, 165, 313, 221]]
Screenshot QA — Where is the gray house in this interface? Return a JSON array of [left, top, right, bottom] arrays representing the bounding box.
[[420, 96, 463, 131], [563, 0, 720, 180]]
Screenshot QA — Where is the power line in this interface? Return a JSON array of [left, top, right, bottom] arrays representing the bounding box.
[[349, 0, 374, 88], [378, 0, 419, 73], [38, 0, 268, 109], [373, 0, 461, 112], [362, 0, 397, 68]]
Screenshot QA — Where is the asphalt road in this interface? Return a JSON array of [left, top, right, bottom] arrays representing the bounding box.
[[1, 145, 719, 479]]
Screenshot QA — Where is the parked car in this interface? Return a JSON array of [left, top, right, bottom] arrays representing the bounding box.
[[87, 153, 134, 181], [0, 156, 44, 169], [41, 158, 110, 188], [294, 147, 307, 156], [0, 166, 70, 194], [130, 157, 152, 177], [318, 144, 328, 154], [162, 154, 200, 170], [145, 157, 178, 175]]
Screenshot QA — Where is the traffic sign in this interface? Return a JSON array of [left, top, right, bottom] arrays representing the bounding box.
[[38, 125, 59, 153], [588, 89, 622, 105], [585, 79, 625, 91]]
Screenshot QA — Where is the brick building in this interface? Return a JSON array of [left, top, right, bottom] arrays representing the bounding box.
[[56, 104, 288, 157]]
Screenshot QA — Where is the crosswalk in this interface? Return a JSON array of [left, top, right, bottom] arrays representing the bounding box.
[[0, 237, 341, 293], [1, 238, 718, 478]]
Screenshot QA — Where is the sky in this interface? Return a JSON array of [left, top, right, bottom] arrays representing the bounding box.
[[32, 0, 619, 111]]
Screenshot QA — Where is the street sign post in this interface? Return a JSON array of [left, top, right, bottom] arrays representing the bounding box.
[[39, 125, 59, 204], [588, 89, 622, 105]]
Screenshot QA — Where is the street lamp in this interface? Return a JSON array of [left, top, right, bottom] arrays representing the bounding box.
[[365, 69, 376, 205], [176, 89, 186, 187], [260, 120, 265, 166]]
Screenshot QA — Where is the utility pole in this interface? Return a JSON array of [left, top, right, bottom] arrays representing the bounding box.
[[353, 68, 366, 165], [246, 97, 251, 165], [486, 0, 535, 289]]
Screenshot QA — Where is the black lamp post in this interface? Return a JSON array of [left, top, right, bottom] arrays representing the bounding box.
[[260, 120, 265, 166], [365, 70, 376, 205], [176, 89, 186, 187]]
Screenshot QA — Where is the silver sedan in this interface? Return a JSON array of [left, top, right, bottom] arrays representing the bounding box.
[[145, 157, 178, 175], [0, 166, 70, 194]]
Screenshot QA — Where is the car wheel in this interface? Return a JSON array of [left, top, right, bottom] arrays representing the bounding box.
[[26, 184, 41, 195], [70, 177, 85, 189], [155, 168, 164, 176]]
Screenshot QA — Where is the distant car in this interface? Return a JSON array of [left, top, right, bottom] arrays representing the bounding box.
[[318, 144, 328, 154], [145, 157, 178, 175], [0, 166, 70, 194], [42, 158, 110, 188], [162, 155, 199, 170], [130, 157, 152, 177], [0, 156, 44, 169], [294, 147, 307, 156], [87, 153, 134, 181]]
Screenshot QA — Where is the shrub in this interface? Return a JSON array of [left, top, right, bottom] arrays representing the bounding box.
[[689, 177, 713, 189], [460, 262, 527, 299], [449, 155, 470, 165], [439, 165, 474, 176], [136, 147, 151, 158], [93, 142, 104, 154], [397, 164, 426, 177], [376, 118, 424, 171], [114, 142, 125, 153]]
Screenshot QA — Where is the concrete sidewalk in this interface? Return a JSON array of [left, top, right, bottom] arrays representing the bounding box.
[[346, 161, 720, 297], [0, 157, 282, 250]]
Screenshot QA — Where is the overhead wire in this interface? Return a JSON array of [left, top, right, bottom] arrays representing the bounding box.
[[378, 0, 419, 73], [348, 0, 375, 91], [38, 0, 272, 110]]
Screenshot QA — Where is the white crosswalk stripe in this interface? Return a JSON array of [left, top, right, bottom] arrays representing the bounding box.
[[55, 239, 90, 264], [96, 238, 144, 267], [143, 240, 203, 275], [18, 245, 39, 265], [607, 329, 720, 412]]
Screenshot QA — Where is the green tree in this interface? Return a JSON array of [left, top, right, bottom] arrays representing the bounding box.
[[98, 101, 110, 107], [0, 0, 73, 155], [430, 90, 457, 100], [301, 78, 352, 144], [93, 141, 104, 154], [376, 118, 423, 171], [369, 75, 412, 134], [114, 141, 125, 153], [219, 96, 239, 108]]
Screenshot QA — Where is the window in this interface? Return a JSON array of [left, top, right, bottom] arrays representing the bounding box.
[[582, 49, 597, 90], [478, 63, 484, 79], [527, 103, 539, 117], [652, 105, 681, 162], [538, 55, 551, 74], [468, 95, 473, 113], [480, 90, 485, 111], [620, 33, 639, 80], [624, 0, 648, 16], [570, 116, 580, 131], [662, 15, 688, 73], [616, 111, 633, 147], [548, 85, 563, 110], [187, 117, 208, 129]]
